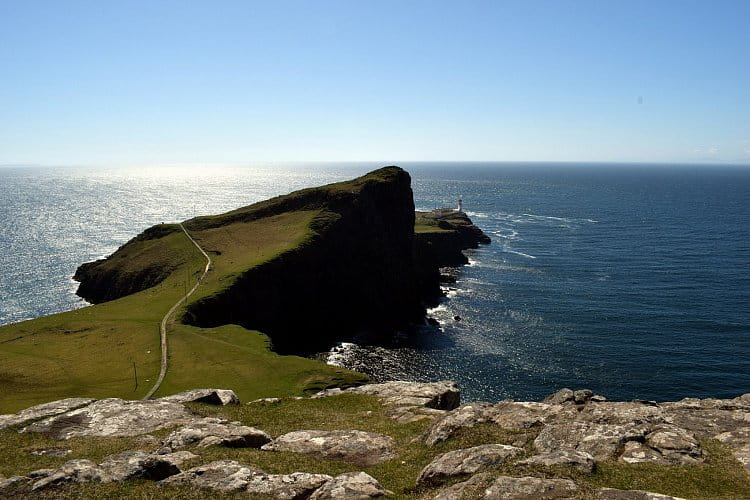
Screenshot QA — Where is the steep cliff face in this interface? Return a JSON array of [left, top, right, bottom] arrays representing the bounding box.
[[73, 167, 490, 353], [183, 167, 423, 353]]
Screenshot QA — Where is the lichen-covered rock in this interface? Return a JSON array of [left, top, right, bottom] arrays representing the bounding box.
[[96, 450, 182, 482], [29, 448, 71, 458], [598, 488, 686, 499], [160, 460, 265, 492], [488, 401, 572, 430], [644, 425, 702, 464], [21, 398, 195, 439], [0, 398, 95, 430], [160, 460, 334, 498], [386, 405, 447, 424], [244, 472, 332, 499], [262, 430, 396, 467], [337, 381, 459, 409], [517, 450, 596, 473], [417, 444, 524, 485], [160, 418, 271, 450], [249, 397, 282, 405], [423, 402, 495, 446], [26, 449, 189, 491], [159, 388, 240, 406], [534, 420, 703, 464], [619, 441, 666, 464], [433, 472, 495, 500], [483, 475, 579, 499], [309, 471, 390, 499], [424, 400, 574, 447], [543, 388, 607, 406], [0, 476, 31, 495], [30, 459, 104, 491]]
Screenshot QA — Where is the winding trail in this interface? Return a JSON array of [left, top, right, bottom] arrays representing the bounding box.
[[142, 223, 211, 400]]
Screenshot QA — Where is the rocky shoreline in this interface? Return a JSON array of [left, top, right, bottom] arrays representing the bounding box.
[[2, 381, 749, 498]]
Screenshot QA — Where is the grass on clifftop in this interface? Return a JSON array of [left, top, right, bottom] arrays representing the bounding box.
[[2, 394, 749, 499], [0, 209, 365, 414]]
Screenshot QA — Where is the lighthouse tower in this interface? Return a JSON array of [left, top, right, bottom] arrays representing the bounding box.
[[456, 198, 463, 212]]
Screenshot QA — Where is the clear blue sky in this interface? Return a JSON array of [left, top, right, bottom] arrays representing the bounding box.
[[1, 0, 748, 165]]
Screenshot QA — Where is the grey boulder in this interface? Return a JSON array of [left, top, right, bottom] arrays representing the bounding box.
[[0, 398, 95, 430], [542, 388, 607, 406], [160, 460, 264, 492], [28, 449, 191, 491], [160, 418, 271, 450], [159, 388, 240, 406], [309, 471, 391, 499], [262, 429, 396, 467], [21, 398, 195, 439], [160, 460, 332, 498], [417, 444, 524, 485], [517, 449, 596, 473], [484, 475, 579, 499]]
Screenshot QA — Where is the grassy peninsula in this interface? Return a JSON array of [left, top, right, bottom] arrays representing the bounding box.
[[0, 166, 485, 413]]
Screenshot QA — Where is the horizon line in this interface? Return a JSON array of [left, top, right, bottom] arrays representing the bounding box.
[[2, 160, 750, 169]]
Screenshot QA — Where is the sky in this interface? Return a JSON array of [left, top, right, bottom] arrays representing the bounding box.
[[1, 0, 749, 166]]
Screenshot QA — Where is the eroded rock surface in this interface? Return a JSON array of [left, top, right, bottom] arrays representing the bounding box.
[[4, 449, 192, 492], [517, 449, 596, 473], [160, 461, 389, 499], [309, 471, 391, 499], [543, 388, 607, 406], [0, 398, 95, 430], [262, 429, 396, 467], [433, 472, 494, 500], [425, 389, 715, 467], [314, 380, 460, 424], [439, 474, 579, 499], [159, 388, 240, 406], [163, 461, 330, 497], [485, 475, 579, 499], [417, 444, 524, 485], [315, 380, 459, 409], [159, 418, 271, 451], [423, 402, 495, 446], [21, 398, 195, 439], [160, 460, 265, 492]]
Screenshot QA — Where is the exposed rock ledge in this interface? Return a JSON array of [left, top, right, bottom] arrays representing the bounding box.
[[2, 382, 749, 499]]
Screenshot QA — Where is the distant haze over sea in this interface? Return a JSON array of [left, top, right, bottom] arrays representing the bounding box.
[[1, 163, 749, 402]]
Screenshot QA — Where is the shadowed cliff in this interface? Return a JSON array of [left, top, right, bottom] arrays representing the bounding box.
[[74, 167, 489, 353]]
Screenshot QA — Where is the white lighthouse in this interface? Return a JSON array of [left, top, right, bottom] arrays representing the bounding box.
[[456, 198, 463, 212]]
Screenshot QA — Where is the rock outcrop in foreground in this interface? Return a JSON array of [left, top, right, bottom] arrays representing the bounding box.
[[2, 382, 749, 498]]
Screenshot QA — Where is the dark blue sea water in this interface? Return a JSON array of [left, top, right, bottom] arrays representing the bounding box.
[[2, 163, 749, 402]]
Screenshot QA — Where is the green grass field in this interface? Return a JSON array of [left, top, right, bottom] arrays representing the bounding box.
[[0, 207, 365, 414]]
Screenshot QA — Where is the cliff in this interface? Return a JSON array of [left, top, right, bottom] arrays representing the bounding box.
[[73, 167, 490, 353]]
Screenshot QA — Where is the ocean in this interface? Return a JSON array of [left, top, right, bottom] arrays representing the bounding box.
[[1, 163, 749, 402]]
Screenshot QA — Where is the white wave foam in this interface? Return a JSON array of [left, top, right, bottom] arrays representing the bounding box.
[[503, 248, 537, 259], [427, 304, 448, 314], [492, 228, 519, 240], [325, 342, 357, 366]]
